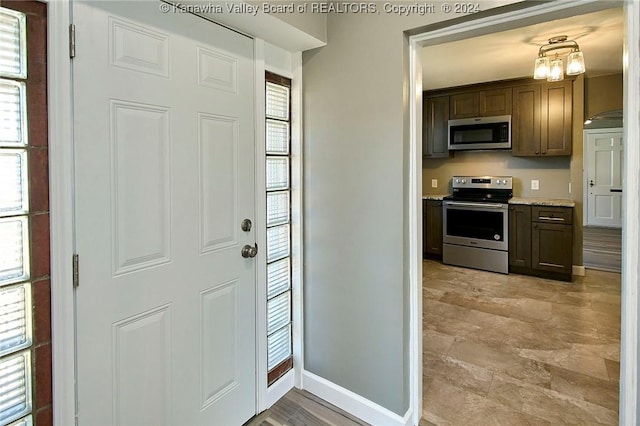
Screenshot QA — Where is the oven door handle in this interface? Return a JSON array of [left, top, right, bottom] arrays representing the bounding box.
[[444, 201, 506, 209]]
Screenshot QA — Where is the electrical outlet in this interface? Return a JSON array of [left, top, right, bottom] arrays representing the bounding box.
[[431, 179, 438, 188], [569, 182, 572, 194], [531, 180, 540, 190]]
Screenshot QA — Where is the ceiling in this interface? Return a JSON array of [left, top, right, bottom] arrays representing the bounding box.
[[421, 6, 624, 90]]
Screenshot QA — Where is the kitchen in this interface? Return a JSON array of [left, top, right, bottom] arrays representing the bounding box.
[[420, 6, 624, 423], [421, 6, 623, 277]]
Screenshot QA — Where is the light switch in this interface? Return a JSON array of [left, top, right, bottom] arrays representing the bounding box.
[[431, 179, 438, 188], [531, 180, 540, 190]]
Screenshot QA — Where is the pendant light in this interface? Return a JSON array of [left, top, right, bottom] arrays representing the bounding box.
[[533, 35, 586, 81]]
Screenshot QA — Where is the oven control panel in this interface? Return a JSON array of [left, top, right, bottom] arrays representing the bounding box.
[[452, 176, 513, 189]]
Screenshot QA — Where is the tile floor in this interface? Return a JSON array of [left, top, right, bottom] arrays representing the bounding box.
[[250, 260, 621, 426], [422, 260, 620, 425]]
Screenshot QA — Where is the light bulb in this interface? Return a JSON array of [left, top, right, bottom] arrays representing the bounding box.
[[533, 56, 550, 80], [547, 55, 564, 82], [566, 50, 586, 75]]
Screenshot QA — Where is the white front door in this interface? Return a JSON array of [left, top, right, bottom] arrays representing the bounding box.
[[585, 128, 624, 228], [73, 2, 256, 424]]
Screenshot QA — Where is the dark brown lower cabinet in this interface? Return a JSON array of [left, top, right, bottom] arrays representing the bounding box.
[[508, 205, 531, 268], [423, 199, 443, 259], [509, 204, 573, 281], [532, 222, 573, 276]]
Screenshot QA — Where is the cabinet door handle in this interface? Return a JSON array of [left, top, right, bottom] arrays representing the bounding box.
[[538, 216, 565, 221]]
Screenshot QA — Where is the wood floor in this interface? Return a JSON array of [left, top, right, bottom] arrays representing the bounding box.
[[423, 260, 620, 425], [244, 388, 369, 426], [249, 260, 621, 425], [583, 226, 622, 272]]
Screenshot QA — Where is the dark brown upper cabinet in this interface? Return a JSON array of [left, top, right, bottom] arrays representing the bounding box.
[[423, 94, 451, 158], [542, 80, 573, 156], [450, 88, 512, 119], [512, 80, 572, 157], [424, 77, 572, 159]]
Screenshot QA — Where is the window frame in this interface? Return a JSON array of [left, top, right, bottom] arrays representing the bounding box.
[[265, 71, 294, 386]]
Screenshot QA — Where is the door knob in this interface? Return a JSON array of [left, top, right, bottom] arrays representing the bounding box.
[[589, 180, 595, 187], [241, 243, 258, 258]]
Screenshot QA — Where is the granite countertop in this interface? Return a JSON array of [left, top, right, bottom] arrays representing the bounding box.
[[509, 197, 576, 208], [422, 194, 449, 200]]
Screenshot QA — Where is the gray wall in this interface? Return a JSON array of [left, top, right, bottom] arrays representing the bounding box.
[[585, 73, 623, 120], [301, 2, 515, 415]]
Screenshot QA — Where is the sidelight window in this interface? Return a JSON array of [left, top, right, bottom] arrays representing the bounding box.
[[265, 72, 293, 385], [0, 7, 33, 425]]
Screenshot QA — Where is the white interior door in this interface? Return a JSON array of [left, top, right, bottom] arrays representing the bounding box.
[[73, 2, 256, 424], [585, 128, 624, 228]]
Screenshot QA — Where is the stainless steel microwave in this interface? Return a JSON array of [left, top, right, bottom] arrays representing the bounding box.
[[448, 115, 511, 151]]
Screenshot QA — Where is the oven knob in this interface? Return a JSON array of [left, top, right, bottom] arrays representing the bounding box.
[[455, 179, 460, 184], [461, 179, 467, 184]]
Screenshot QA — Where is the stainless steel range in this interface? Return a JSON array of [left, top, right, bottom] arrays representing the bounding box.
[[442, 176, 513, 274]]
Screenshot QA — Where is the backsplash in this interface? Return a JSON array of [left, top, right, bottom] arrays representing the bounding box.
[[422, 150, 572, 198]]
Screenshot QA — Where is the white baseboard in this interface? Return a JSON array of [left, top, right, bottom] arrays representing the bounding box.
[[573, 265, 586, 276], [266, 369, 295, 409], [302, 370, 413, 426]]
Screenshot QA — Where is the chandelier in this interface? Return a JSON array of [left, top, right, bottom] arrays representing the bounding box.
[[533, 35, 586, 82]]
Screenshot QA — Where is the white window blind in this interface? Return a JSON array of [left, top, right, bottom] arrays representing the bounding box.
[[0, 150, 28, 215], [266, 82, 289, 120], [267, 258, 290, 300], [265, 74, 293, 381], [0, 351, 31, 425], [266, 191, 289, 227], [266, 157, 289, 191], [267, 292, 291, 335], [0, 217, 29, 286], [0, 7, 32, 424], [266, 120, 289, 155], [0, 8, 26, 79], [0, 284, 31, 357], [0, 80, 27, 146], [267, 324, 291, 371], [266, 224, 290, 263], [7, 415, 32, 426]]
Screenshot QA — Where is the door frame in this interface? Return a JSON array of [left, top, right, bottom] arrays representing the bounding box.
[[408, 1, 640, 424], [47, 2, 303, 423], [583, 127, 624, 227]]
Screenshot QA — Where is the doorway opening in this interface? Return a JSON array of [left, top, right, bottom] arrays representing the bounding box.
[[408, 1, 639, 424]]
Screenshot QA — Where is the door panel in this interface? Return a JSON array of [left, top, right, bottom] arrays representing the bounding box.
[[585, 129, 623, 228], [73, 2, 256, 424]]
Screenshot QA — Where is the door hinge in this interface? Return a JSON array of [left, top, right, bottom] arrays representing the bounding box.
[[72, 254, 79, 288], [69, 24, 76, 59]]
